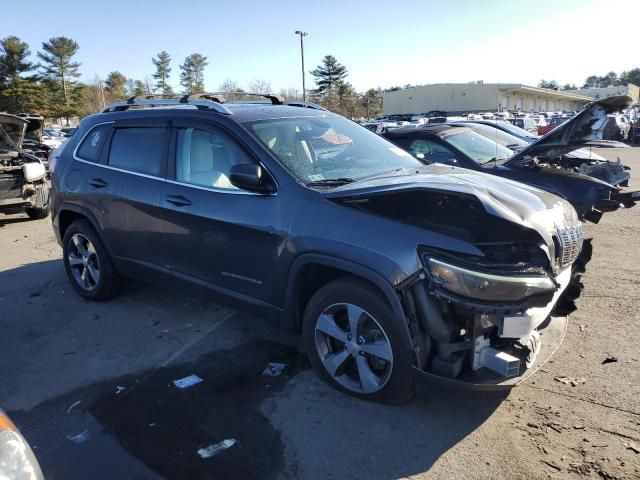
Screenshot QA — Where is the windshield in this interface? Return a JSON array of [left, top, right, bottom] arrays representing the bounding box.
[[493, 121, 538, 140], [248, 116, 422, 185], [443, 130, 514, 165], [465, 124, 528, 149]]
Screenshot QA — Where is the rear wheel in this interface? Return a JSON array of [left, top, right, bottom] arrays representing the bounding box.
[[62, 220, 117, 300], [303, 277, 414, 403]]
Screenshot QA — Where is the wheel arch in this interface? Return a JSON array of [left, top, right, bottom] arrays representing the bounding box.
[[57, 203, 104, 245], [283, 254, 410, 339]]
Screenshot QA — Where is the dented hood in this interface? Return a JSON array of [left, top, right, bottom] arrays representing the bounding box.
[[505, 95, 633, 166], [326, 164, 579, 255]]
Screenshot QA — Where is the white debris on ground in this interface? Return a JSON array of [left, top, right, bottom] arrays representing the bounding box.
[[197, 439, 237, 459], [172, 374, 203, 389]]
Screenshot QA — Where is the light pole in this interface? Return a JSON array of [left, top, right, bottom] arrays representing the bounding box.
[[295, 30, 308, 102]]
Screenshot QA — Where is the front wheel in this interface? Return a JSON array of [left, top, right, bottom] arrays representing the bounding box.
[[302, 277, 414, 403]]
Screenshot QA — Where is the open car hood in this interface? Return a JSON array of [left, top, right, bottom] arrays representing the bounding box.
[[0, 113, 27, 151], [505, 96, 632, 166]]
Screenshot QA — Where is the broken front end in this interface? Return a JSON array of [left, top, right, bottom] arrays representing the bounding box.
[[392, 194, 589, 388], [0, 154, 48, 213]]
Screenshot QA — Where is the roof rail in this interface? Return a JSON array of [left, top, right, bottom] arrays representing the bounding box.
[[101, 93, 324, 114], [101, 96, 232, 114], [182, 93, 226, 104], [126, 94, 175, 103], [283, 101, 328, 111], [211, 92, 285, 105]]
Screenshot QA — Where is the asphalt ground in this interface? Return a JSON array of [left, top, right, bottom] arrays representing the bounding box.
[[1, 147, 639, 479]]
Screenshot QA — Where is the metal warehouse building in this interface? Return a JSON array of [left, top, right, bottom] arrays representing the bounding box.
[[382, 83, 593, 115]]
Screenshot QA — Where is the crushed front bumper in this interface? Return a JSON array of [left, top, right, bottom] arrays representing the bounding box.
[[413, 314, 567, 390], [408, 256, 584, 389]]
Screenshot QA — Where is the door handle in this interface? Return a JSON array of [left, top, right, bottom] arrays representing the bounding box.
[[89, 178, 108, 188], [165, 195, 192, 207]]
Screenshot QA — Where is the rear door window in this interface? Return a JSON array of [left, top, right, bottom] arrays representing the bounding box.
[[76, 124, 111, 162], [107, 127, 166, 176]]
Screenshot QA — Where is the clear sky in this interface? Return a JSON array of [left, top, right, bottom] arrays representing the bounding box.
[[5, 0, 640, 93]]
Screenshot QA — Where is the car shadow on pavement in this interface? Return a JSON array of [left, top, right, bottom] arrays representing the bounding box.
[[0, 214, 32, 228], [1, 260, 507, 480], [267, 371, 507, 480]]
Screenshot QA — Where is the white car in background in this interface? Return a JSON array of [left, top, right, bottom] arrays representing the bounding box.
[[41, 128, 64, 149]]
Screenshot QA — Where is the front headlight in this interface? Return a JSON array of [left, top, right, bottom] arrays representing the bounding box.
[[0, 410, 44, 480], [427, 258, 556, 302]]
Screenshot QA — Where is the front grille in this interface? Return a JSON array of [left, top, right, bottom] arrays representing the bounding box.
[[556, 224, 583, 267], [0, 172, 23, 200]]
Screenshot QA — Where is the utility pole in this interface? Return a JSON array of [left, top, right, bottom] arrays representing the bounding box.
[[295, 30, 308, 102]]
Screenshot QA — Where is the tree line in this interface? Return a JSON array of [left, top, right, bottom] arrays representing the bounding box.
[[0, 36, 384, 122], [538, 68, 640, 91]]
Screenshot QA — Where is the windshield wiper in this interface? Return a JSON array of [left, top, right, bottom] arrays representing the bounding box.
[[306, 177, 355, 187]]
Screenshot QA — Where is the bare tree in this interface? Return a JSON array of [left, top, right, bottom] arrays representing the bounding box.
[[278, 87, 302, 101], [219, 78, 244, 100], [248, 78, 272, 94], [144, 75, 155, 95], [219, 78, 239, 94], [79, 74, 107, 116]]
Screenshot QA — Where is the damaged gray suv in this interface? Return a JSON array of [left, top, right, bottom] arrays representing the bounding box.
[[51, 93, 588, 402]]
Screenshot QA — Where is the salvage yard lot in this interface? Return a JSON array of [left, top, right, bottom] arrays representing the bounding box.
[[1, 148, 639, 480]]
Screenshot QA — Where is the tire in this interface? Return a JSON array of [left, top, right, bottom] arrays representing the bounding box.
[[62, 220, 118, 300], [302, 277, 414, 404], [25, 206, 49, 220]]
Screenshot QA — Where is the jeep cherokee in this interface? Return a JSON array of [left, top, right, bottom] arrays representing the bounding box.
[[51, 93, 587, 402]]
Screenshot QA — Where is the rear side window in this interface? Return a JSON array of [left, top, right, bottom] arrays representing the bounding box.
[[108, 127, 165, 176], [76, 124, 111, 162]]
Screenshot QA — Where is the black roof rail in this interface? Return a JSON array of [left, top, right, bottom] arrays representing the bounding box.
[[211, 92, 285, 105], [181, 93, 226, 104], [102, 96, 232, 114], [283, 101, 328, 111], [126, 94, 175, 103], [101, 93, 324, 113]]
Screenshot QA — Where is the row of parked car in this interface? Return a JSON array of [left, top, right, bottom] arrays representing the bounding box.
[[366, 108, 636, 141], [1, 93, 637, 406]]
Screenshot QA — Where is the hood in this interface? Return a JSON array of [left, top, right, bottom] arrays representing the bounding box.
[[326, 164, 579, 260], [0, 113, 28, 151], [505, 96, 632, 166]]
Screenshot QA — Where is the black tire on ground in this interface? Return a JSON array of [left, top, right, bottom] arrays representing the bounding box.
[[62, 219, 118, 300], [25, 206, 49, 220], [302, 277, 415, 404]]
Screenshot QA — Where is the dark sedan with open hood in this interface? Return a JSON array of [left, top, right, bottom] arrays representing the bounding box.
[[384, 96, 638, 223]]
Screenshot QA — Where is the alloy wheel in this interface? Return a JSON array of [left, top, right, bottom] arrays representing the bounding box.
[[314, 302, 394, 394], [67, 233, 101, 291]]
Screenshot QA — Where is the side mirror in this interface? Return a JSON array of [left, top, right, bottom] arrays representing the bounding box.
[[229, 164, 274, 193]]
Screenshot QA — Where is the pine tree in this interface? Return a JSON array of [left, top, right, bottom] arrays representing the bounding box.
[[0, 36, 45, 113], [37, 36, 82, 120], [310, 55, 348, 94], [105, 71, 127, 101], [152, 50, 173, 95], [134, 80, 146, 96], [180, 53, 208, 94]]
